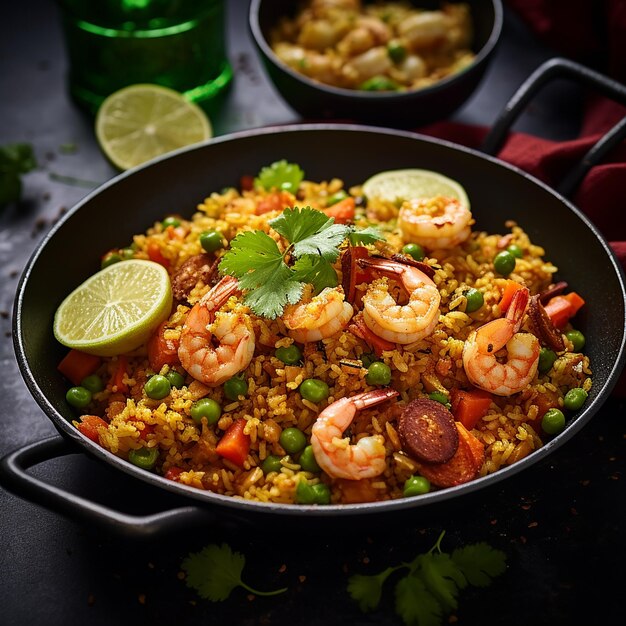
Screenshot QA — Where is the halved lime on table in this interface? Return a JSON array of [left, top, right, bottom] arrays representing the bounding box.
[[54, 260, 172, 357], [362, 169, 470, 208], [95, 84, 212, 170]]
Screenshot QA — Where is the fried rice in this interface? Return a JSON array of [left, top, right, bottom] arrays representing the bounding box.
[[63, 171, 592, 505]]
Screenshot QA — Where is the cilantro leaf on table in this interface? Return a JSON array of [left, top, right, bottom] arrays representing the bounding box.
[[346, 531, 507, 626], [0, 143, 36, 206], [182, 543, 287, 602], [254, 159, 304, 193], [451, 543, 507, 587], [348, 225, 386, 246]]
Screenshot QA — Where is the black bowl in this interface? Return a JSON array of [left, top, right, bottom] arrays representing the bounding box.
[[249, 0, 503, 127]]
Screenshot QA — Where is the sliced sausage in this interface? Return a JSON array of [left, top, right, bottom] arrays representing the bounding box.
[[171, 253, 218, 303], [398, 398, 459, 464]]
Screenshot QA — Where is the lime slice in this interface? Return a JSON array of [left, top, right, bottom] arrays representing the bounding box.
[[95, 84, 212, 170], [54, 259, 173, 357], [362, 169, 470, 208]]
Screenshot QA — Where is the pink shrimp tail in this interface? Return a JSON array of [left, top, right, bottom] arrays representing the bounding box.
[[506, 287, 530, 332], [200, 275, 240, 313], [352, 388, 399, 410]]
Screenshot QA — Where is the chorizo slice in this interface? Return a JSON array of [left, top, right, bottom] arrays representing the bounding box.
[[398, 398, 459, 464], [171, 253, 218, 303]]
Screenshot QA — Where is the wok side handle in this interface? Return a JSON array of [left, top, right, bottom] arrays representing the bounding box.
[[0, 436, 215, 537], [481, 57, 626, 197]]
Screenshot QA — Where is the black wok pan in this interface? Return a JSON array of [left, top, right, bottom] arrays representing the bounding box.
[[2, 59, 626, 537]]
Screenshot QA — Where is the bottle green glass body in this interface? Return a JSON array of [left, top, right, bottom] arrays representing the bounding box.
[[58, 0, 233, 114]]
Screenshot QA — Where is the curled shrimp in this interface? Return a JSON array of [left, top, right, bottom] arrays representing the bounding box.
[[358, 257, 440, 344], [283, 286, 354, 343], [398, 195, 472, 250], [311, 388, 399, 480], [463, 288, 540, 396], [178, 275, 255, 386]]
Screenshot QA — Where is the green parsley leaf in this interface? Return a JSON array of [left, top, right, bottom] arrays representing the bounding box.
[[348, 225, 386, 245], [292, 255, 338, 293], [182, 542, 287, 602], [242, 265, 304, 319], [0, 143, 36, 206], [415, 553, 466, 611], [348, 566, 398, 612], [395, 574, 442, 626], [255, 159, 304, 193], [451, 543, 507, 587]]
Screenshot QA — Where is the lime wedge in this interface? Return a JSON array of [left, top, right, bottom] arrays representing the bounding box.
[[54, 260, 173, 357], [362, 169, 470, 208], [95, 84, 212, 170]]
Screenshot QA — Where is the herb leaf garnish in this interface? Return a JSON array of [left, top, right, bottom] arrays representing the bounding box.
[[182, 543, 287, 602], [254, 159, 304, 193], [347, 531, 507, 625], [0, 143, 37, 206]]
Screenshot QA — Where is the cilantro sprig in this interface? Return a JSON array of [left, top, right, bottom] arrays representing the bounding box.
[[347, 531, 507, 626], [0, 143, 36, 206], [182, 543, 287, 601], [254, 159, 304, 193], [219, 206, 383, 319]]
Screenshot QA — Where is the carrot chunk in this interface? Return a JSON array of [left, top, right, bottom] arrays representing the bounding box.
[[147, 321, 180, 372], [58, 349, 102, 386], [498, 280, 524, 312], [450, 388, 493, 430], [75, 415, 108, 443], [216, 419, 250, 467], [147, 242, 170, 268], [322, 196, 355, 223], [543, 292, 585, 329], [111, 355, 129, 393]]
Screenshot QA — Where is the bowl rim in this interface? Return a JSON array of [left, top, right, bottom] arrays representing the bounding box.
[[249, 0, 504, 100]]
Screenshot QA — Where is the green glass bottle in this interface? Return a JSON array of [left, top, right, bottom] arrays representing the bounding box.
[[58, 0, 233, 114]]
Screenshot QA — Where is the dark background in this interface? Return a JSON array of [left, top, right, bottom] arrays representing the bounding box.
[[1, 1, 624, 625]]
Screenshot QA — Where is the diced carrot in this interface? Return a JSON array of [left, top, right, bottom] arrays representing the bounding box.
[[216, 419, 250, 467], [450, 388, 493, 430], [147, 242, 169, 268], [322, 196, 356, 224], [58, 349, 101, 386], [111, 355, 129, 393], [164, 466, 184, 482], [255, 190, 295, 215], [147, 322, 180, 372], [75, 415, 108, 443], [348, 314, 395, 357], [544, 291, 585, 329], [240, 175, 254, 191], [498, 280, 524, 312], [414, 423, 485, 488]]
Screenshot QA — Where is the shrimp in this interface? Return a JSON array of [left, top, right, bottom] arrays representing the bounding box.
[[178, 275, 255, 386], [311, 388, 399, 480], [358, 257, 440, 344], [398, 195, 472, 250], [462, 288, 540, 396], [397, 11, 448, 51], [282, 286, 354, 343]]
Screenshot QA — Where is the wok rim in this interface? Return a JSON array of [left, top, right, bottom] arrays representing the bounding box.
[[13, 123, 626, 518]]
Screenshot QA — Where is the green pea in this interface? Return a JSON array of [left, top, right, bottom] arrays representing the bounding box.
[[190, 398, 222, 425], [66, 386, 92, 409], [165, 370, 185, 389], [224, 376, 248, 401], [566, 329, 585, 352], [200, 230, 224, 253], [428, 391, 449, 406], [101, 252, 122, 269], [162, 216, 181, 228], [507, 244, 523, 258], [275, 344, 302, 365], [295, 480, 330, 505], [542, 408, 566, 435], [299, 378, 330, 403], [387, 40, 407, 63], [493, 251, 516, 276], [80, 374, 104, 394], [401, 243, 425, 261], [563, 388, 588, 411], [366, 361, 392, 386], [280, 427, 307, 454], [463, 288, 484, 313], [261, 455, 283, 475], [538, 348, 557, 374], [403, 475, 431, 497], [298, 445, 321, 473], [327, 190, 348, 206], [129, 446, 159, 470], [359, 76, 400, 91], [144, 375, 171, 400], [120, 247, 135, 259]]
